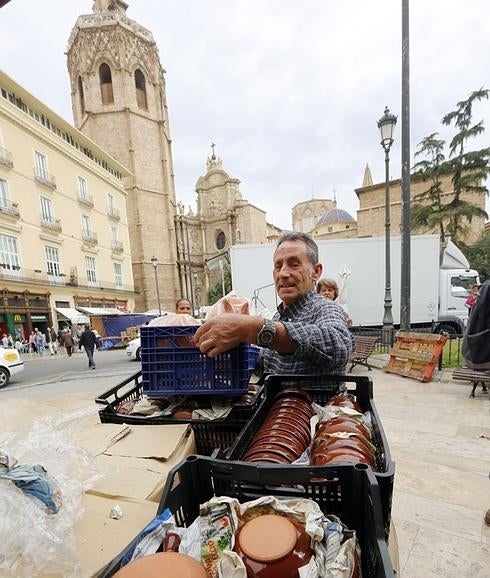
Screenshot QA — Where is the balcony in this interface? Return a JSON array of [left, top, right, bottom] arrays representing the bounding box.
[[107, 206, 120, 220], [78, 192, 94, 208], [82, 230, 98, 245], [40, 216, 62, 233], [0, 146, 13, 168], [34, 167, 56, 189], [111, 240, 123, 253], [0, 200, 20, 218], [0, 266, 136, 292]]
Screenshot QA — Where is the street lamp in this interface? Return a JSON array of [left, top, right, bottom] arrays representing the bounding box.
[[150, 255, 162, 316], [377, 106, 397, 346]]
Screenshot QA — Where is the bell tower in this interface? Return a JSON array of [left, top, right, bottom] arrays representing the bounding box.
[[66, 0, 180, 312]]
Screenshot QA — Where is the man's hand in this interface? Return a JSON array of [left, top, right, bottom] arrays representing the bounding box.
[[193, 314, 261, 357]]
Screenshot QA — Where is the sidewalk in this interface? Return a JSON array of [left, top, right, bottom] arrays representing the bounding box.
[[2, 362, 489, 576], [358, 363, 490, 577]]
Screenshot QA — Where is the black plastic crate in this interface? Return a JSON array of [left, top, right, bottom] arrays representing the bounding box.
[[95, 371, 263, 455], [226, 373, 395, 539], [140, 325, 259, 396], [100, 456, 394, 578]]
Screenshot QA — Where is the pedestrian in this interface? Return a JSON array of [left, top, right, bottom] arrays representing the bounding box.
[[33, 328, 45, 356], [79, 324, 97, 368], [62, 329, 75, 357], [45, 326, 58, 355], [465, 284, 479, 316], [316, 278, 353, 327], [194, 231, 354, 375], [176, 298, 192, 314], [1, 334, 9, 348], [29, 331, 36, 353]]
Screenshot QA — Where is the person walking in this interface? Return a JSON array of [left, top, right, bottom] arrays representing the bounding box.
[[1, 334, 9, 348], [62, 329, 75, 357], [45, 326, 58, 355], [79, 325, 97, 368], [33, 328, 45, 356]]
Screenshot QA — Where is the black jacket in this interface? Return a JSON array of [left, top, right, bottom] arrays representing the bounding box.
[[462, 280, 490, 370], [79, 329, 97, 350]]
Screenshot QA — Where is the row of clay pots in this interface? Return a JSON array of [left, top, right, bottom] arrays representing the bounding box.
[[243, 388, 315, 463], [311, 394, 377, 468]]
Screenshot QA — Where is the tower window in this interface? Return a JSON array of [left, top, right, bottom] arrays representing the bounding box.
[[99, 63, 114, 104], [134, 69, 148, 110], [78, 76, 85, 113], [216, 231, 226, 250]]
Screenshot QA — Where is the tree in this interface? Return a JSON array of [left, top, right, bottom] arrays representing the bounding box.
[[206, 264, 232, 305], [411, 133, 448, 241], [412, 88, 489, 245], [465, 234, 490, 282]]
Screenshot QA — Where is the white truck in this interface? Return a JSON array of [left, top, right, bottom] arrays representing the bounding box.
[[230, 234, 479, 335]]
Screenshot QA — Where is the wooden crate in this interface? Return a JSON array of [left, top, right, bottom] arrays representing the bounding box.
[[384, 331, 447, 382]]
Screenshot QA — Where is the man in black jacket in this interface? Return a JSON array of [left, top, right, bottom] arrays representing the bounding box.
[[79, 325, 97, 369]]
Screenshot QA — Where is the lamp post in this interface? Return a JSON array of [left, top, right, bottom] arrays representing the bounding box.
[[377, 106, 397, 346], [150, 255, 162, 316]]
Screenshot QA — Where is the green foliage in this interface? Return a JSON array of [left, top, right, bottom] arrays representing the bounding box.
[[412, 88, 490, 244], [206, 264, 232, 305], [464, 235, 490, 282]]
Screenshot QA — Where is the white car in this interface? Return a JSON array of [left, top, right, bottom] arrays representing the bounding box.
[[0, 347, 24, 388], [126, 337, 141, 361]]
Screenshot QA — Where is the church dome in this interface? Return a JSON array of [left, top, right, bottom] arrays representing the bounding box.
[[316, 208, 355, 226]]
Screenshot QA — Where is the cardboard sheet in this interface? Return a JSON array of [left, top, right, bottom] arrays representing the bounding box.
[[102, 423, 189, 459]]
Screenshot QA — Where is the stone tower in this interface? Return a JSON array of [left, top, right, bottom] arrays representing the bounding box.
[[66, 0, 179, 312]]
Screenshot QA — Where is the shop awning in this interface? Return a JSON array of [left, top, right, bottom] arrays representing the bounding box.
[[55, 308, 89, 325], [76, 307, 122, 316]]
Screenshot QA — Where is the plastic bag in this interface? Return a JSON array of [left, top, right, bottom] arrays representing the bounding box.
[[0, 405, 102, 577], [205, 291, 250, 319]]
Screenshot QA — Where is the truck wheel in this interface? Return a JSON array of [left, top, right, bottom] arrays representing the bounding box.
[[435, 324, 459, 338], [0, 367, 10, 389], [136, 347, 141, 361]]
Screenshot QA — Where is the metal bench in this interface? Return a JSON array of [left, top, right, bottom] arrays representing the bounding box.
[[451, 367, 490, 398], [349, 335, 380, 371]]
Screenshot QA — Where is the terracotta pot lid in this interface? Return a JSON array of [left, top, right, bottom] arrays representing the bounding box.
[[238, 515, 296, 562], [113, 552, 206, 578]]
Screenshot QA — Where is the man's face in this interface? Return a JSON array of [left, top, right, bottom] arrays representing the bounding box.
[[273, 240, 322, 306], [176, 300, 192, 314]]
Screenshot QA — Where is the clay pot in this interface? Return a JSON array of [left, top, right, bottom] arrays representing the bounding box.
[[312, 449, 374, 467], [316, 418, 371, 441], [113, 552, 206, 578], [234, 514, 313, 578], [326, 394, 364, 413]]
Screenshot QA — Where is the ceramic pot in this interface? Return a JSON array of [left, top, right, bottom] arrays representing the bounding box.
[[234, 514, 313, 578]]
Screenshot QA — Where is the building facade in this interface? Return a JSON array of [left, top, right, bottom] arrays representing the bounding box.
[[0, 69, 135, 339], [175, 154, 268, 310]]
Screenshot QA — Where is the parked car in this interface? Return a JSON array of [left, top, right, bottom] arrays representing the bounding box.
[[126, 337, 141, 361], [0, 347, 24, 388]]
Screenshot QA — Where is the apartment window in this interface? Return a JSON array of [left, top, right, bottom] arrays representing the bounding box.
[[0, 178, 9, 208], [40, 196, 54, 223], [113, 262, 123, 288], [81, 214, 92, 234], [34, 150, 48, 179], [78, 176, 88, 199], [85, 255, 97, 286], [0, 233, 21, 273], [107, 193, 115, 212], [110, 225, 118, 243], [45, 246, 62, 277]]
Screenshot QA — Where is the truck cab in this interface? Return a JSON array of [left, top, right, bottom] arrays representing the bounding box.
[[437, 269, 480, 335]]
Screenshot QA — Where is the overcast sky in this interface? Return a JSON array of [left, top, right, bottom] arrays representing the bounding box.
[[1, 0, 489, 230]]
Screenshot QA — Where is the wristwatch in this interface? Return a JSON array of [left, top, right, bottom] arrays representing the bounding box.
[[257, 318, 276, 348]]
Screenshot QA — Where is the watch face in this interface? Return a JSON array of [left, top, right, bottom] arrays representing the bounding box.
[[258, 320, 276, 348]]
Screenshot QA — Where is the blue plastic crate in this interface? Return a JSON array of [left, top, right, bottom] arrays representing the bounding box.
[[140, 325, 260, 396]]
